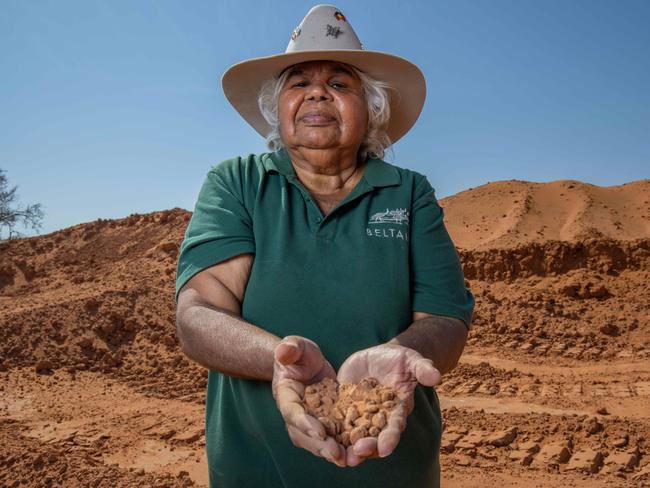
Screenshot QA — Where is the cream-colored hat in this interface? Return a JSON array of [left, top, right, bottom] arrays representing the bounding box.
[[221, 4, 426, 145]]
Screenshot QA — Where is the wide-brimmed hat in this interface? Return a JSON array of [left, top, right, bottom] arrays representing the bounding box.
[[221, 4, 426, 146]]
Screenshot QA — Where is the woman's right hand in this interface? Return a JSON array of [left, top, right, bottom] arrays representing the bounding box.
[[272, 335, 346, 467]]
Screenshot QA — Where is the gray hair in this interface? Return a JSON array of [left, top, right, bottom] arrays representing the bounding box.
[[257, 63, 393, 161]]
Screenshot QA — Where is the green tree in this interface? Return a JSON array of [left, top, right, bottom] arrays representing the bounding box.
[[0, 168, 45, 240]]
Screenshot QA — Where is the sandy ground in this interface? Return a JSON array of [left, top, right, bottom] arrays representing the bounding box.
[[1, 179, 649, 487]]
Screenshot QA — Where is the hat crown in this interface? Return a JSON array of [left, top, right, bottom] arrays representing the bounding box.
[[286, 4, 362, 53]]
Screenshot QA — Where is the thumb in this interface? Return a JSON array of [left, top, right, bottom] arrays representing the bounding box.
[[409, 357, 441, 387], [275, 337, 304, 365]]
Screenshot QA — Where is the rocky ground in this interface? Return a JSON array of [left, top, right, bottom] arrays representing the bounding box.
[[1, 179, 649, 487]]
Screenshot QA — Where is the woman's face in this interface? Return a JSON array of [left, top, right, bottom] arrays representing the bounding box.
[[278, 61, 368, 153]]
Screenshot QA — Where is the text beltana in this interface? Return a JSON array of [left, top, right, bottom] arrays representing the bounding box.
[[366, 227, 409, 240]]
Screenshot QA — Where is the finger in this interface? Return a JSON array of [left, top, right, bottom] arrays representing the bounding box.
[[377, 401, 408, 457], [336, 353, 367, 384], [275, 338, 303, 365], [287, 426, 346, 467], [346, 444, 365, 467], [409, 357, 441, 387], [275, 378, 325, 439], [352, 436, 378, 458], [314, 360, 337, 382]]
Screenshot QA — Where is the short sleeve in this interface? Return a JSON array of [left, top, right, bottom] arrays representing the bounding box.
[[410, 175, 475, 329], [175, 162, 255, 302]]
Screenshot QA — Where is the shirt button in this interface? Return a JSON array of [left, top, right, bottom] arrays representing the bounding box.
[[315, 217, 322, 223]]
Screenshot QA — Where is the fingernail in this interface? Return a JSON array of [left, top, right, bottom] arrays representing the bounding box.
[[308, 429, 323, 439]]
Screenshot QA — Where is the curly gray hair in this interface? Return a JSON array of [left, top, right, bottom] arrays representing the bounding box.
[[257, 63, 393, 161]]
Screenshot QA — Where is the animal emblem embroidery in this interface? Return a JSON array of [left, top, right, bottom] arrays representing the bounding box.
[[334, 11, 346, 22], [326, 24, 342, 38], [368, 208, 410, 225], [291, 27, 301, 41]]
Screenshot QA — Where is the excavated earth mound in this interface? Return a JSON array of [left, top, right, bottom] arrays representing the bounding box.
[[440, 179, 650, 250]]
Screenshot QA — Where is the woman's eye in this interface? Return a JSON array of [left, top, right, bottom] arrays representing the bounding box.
[[331, 82, 345, 89], [292, 81, 307, 87]]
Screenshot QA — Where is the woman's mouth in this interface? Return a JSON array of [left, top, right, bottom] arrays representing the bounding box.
[[299, 111, 336, 124]]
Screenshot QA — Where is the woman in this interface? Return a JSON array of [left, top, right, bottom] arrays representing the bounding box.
[[175, 5, 474, 487]]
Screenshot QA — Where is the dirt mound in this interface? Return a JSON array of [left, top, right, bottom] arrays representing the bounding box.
[[440, 179, 650, 250], [0, 208, 206, 403], [460, 238, 650, 281], [465, 264, 650, 361]]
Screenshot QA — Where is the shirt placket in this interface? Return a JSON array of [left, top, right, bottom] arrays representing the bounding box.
[[287, 176, 375, 236], [286, 176, 325, 232]]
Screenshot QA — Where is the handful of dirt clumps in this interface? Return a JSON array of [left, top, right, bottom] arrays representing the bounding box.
[[303, 377, 400, 447]]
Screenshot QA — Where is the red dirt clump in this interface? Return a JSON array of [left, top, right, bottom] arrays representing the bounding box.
[[302, 377, 399, 447]]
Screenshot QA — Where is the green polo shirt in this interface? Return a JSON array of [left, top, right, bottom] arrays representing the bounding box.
[[175, 149, 474, 488]]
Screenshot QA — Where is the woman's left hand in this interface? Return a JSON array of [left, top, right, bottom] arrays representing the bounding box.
[[337, 343, 442, 466]]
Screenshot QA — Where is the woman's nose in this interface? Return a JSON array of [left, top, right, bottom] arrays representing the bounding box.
[[306, 82, 331, 101]]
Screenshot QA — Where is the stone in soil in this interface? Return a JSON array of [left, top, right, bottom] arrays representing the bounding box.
[[532, 441, 572, 468], [509, 450, 534, 466], [601, 449, 639, 474], [485, 427, 517, 447], [564, 448, 603, 473]]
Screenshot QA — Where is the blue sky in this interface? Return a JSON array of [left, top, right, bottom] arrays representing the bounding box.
[[1, 0, 649, 237]]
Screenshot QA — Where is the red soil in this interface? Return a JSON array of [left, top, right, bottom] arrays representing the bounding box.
[[1, 179, 649, 486]]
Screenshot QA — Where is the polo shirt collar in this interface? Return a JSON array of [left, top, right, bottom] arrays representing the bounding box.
[[262, 149, 401, 188], [363, 157, 402, 188], [263, 148, 296, 177]]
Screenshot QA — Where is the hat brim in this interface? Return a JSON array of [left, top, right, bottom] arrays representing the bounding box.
[[221, 50, 426, 146]]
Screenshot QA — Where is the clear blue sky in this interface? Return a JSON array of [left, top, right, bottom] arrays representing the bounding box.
[[2, 0, 649, 237]]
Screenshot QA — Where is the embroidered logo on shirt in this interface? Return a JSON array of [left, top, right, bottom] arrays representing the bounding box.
[[368, 208, 409, 225], [366, 208, 410, 241]]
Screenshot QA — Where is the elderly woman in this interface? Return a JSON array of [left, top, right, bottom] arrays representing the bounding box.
[[175, 5, 474, 487]]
